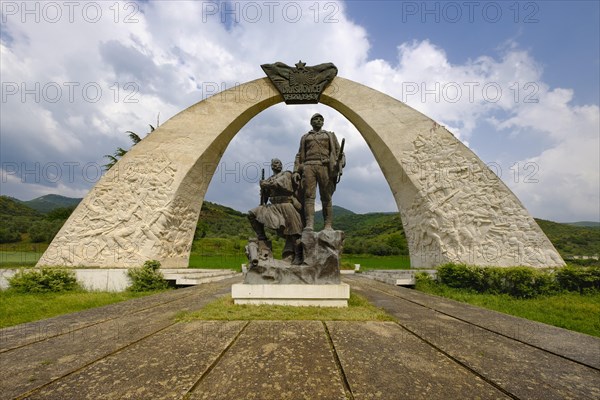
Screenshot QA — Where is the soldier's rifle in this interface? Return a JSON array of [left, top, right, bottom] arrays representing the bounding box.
[[334, 138, 345, 184], [260, 168, 267, 205]]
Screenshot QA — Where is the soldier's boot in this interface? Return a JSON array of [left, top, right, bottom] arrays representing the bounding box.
[[323, 201, 333, 230], [292, 235, 303, 265], [304, 199, 315, 231], [282, 236, 295, 262]]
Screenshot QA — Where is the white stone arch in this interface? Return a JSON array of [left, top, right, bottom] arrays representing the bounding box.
[[37, 77, 564, 268]]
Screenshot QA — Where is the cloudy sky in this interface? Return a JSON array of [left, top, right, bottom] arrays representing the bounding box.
[[1, 1, 598, 223]]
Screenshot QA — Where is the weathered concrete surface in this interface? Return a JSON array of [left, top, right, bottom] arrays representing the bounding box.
[[188, 321, 347, 400], [24, 321, 246, 400], [3, 275, 598, 399], [0, 277, 241, 399], [345, 276, 600, 400], [327, 321, 509, 399], [352, 274, 600, 370]]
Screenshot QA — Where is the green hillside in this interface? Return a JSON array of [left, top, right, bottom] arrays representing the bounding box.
[[0, 196, 71, 244], [24, 194, 82, 214], [0, 196, 41, 217], [535, 219, 600, 258], [2, 195, 599, 261], [195, 201, 253, 239]]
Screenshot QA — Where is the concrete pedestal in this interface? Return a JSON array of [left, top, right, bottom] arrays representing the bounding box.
[[231, 283, 350, 307]]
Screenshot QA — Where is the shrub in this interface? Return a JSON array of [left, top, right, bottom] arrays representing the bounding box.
[[0, 227, 21, 243], [367, 243, 395, 256], [8, 268, 80, 293], [556, 265, 600, 293], [500, 267, 558, 298], [436, 264, 561, 298], [127, 260, 169, 292], [437, 264, 483, 289]]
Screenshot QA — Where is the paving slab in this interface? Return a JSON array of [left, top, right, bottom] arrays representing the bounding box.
[[346, 276, 600, 400], [23, 321, 246, 400], [188, 321, 348, 400], [346, 275, 600, 369], [0, 277, 241, 399], [327, 321, 510, 399]]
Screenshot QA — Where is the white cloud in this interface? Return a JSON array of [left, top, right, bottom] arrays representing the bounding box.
[[1, 1, 597, 221]]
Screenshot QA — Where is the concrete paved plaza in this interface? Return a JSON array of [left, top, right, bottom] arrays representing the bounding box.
[[1, 276, 598, 399]]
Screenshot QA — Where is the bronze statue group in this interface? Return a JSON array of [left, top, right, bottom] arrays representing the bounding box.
[[248, 113, 345, 266]]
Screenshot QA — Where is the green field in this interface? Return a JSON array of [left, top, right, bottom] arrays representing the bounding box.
[[188, 254, 247, 270], [0, 251, 41, 267]]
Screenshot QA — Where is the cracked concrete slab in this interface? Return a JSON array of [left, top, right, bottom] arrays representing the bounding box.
[[188, 321, 348, 400], [327, 321, 510, 399]]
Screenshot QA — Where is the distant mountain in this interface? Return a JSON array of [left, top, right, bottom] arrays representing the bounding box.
[[23, 194, 82, 214], [0, 196, 41, 217], [567, 221, 600, 228]]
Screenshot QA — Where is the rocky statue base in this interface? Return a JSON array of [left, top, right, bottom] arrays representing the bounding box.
[[244, 230, 344, 285], [233, 230, 348, 307]]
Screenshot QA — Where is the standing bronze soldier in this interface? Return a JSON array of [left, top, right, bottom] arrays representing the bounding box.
[[294, 113, 345, 231]]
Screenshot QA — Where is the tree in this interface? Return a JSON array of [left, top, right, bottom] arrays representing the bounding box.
[[103, 114, 160, 171]]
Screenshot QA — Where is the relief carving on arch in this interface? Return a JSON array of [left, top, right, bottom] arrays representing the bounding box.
[[400, 123, 563, 267], [38, 152, 197, 266]]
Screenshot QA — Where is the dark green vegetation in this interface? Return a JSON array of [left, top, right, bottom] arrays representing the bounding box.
[[536, 219, 600, 260], [177, 292, 395, 322], [126, 260, 169, 292], [415, 277, 600, 337], [0, 195, 78, 245], [426, 264, 600, 298], [0, 290, 153, 328], [8, 268, 80, 293], [317, 207, 409, 256]]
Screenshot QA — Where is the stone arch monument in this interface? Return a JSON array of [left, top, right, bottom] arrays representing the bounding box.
[[37, 66, 564, 269]]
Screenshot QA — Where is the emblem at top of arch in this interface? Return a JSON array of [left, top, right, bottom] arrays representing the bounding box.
[[261, 61, 338, 104]]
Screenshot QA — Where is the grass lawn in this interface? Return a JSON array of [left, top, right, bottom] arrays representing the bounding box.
[[177, 293, 395, 322], [416, 280, 600, 337], [188, 254, 247, 270], [0, 290, 161, 328]]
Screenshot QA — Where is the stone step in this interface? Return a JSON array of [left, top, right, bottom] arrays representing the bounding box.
[[161, 268, 232, 275], [176, 273, 242, 286], [362, 269, 437, 286], [162, 270, 237, 279]]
